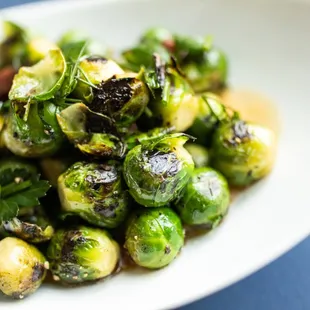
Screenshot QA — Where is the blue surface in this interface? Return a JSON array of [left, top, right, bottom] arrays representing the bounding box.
[[0, 1, 309, 310]]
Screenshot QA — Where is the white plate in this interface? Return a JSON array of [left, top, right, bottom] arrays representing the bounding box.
[[0, 0, 310, 309]]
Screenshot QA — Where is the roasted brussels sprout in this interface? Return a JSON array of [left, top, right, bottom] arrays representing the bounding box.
[[9, 48, 66, 102], [123, 133, 194, 207], [89, 75, 150, 128], [187, 93, 228, 145], [58, 161, 130, 228], [211, 120, 276, 186], [58, 30, 107, 57], [3, 101, 64, 158], [0, 237, 48, 299], [184, 143, 209, 168], [176, 167, 230, 228], [174, 34, 228, 93], [0, 21, 28, 69], [0, 206, 54, 243], [26, 37, 58, 64], [146, 55, 199, 132], [125, 207, 184, 269], [125, 126, 175, 151], [40, 156, 77, 188], [47, 226, 120, 284], [56, 102, 125, 158], [73, 56, 124, 103]]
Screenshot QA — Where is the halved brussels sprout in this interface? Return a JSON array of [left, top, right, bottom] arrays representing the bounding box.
[[26, 37, 58, 64], [211, 120, 276, 186], [90, 75, 150, 128], [9, 48, 66, 102], [123, 133, 194, 207], [73, 56, 124, 103], [40, 156, 77, 188], [181, 46, 228, 93], [146, 56, 199, 132], [0, 206, 54, 243], [125, 207, 184, 269], [0, 237, 48, 299], [47, 226, 120, 284], [187, 93, 228, 145], [184, 143, 209, 168], [58, 161, 130, 228], [3, 101, 64, 158], [56, 102, 125, 158], [0, 21, 28, 69], [176, 167, 230, 228]]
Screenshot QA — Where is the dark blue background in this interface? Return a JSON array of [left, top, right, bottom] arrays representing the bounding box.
[[1, 1, 309, 309]]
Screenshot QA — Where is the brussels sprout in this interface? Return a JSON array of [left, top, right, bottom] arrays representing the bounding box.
[[89, 75, 150, 128], [141, 27, 174, 46], [47, 226, 120, 284], [187, 93, 228, 145], [123, 133, 194, 207], [125, 207, 184, 269], [0, 206, 54, 243], [0, 21, 28, 69], [176, 167, 230, 228], [181, 47, 228, 93], [56, 102, 125, 158], [3, 101, 64, 158], [0, 237, 48, 299], [26, 37, 58, 64], [73, 56, 124, 103], [211, 120, 276, 186], [146, 55, 199, 132], [125, 126, 175, 151], [122, 43, 171, 73], [58, 161, 130, 228], [9, 48, 66, 102], [184, 143, 209, 168], [58, 30, 107, 57]]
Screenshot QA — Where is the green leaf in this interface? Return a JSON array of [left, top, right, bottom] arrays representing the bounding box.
[[6, 180, 50, 208], [0, 200, 18, 222]]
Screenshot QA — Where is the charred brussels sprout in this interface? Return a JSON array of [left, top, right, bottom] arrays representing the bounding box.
[[58, 161, 130, 228], [47, 226, 120, 284], [0, 237, 47, 299], [146, 56, 199, 132], [0, 206, 54, 243], [123, 133, 194, 207], [90, 76, 150, 128], [176, 167, 230, 228], [187, 93, 227, 145], [125, 208, 184, 269], [3, 101, 64, 158], [56, 102, 125, 158], [176, 43, 228, 93], [184, 143, 209, 168], [211, 120, 276, 186], [73, 56, 124, 103]]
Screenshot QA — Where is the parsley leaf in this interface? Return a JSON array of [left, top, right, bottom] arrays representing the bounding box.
[[0, 180, 51, 222]]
